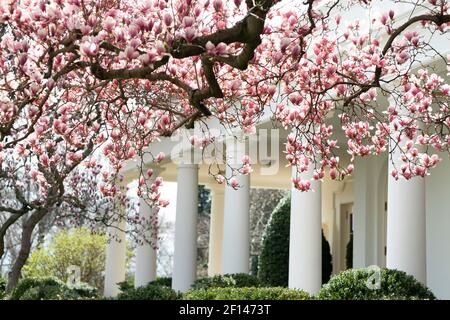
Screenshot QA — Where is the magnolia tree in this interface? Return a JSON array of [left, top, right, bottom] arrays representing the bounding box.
[[0, 0, 449, 287]]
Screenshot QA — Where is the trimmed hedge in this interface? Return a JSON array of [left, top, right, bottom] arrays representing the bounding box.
[[118, 277, 173, 294], [317, 268, 436, 300], [191, 273, 261, 290], [258, 197, 290, 286], [10, 277, 98, 300], [184, 287, 310, 300], [258, 197, 333, 286], [117, 283, 179, 300]]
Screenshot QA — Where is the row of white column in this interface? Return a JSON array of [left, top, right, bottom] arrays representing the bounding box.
[[103, 149, 427, 297]]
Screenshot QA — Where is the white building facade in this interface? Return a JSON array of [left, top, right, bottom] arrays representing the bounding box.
[[102, 118, 450, 299], [103, 0, 450, 299]]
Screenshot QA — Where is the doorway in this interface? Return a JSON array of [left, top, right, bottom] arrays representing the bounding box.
[[339, 203, 353, 271]]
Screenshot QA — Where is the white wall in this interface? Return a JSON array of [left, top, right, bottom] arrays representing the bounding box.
[[426, 154, 450, 299]]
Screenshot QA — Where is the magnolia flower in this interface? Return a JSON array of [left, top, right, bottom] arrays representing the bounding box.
[[103, 16, 115, 32], [280, 38, 290, 52], [155, 152, 165, 162], [216, 175, 225, 184], [183, 27, 197, 42], [163, 13, 173, 26], [182, 16, 195, 28], [40, 154, 49, 167], [230, 177, 239, 189], [213, 0, 223, 12], [80, 41, 98, 57], [189, 135, 197, 146]]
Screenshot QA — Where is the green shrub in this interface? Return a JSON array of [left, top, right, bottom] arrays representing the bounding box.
[[117, 278, 134, 293], [0, 276, 6, 299], [23, 228, 109, 291], [321, 230, 333, 283], [184, 287, 310, 300], [250, 256, 259, 276], [317, 268, 435, 300], [258, 197, 333, 286], [69, 282, 98, 298], [149, 277, 172, 287], [118, 277, 173, 296], [192, 273, 261, 290], [117, 283, 179, 300], [10, 277, 98, 300], [258, 197, 290, 286], [346, 234, 353, 269]]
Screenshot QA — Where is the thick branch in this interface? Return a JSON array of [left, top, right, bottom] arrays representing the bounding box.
[[344, 13, 450, 106], [89, 0, 276, 119], [373, 13, 450, 85]]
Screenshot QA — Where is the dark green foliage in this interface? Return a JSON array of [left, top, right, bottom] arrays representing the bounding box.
[[149, 277, 172, 287], [192, 273, 261, 290], [0, 276, 6, 299], [69, 282, 98, 298], [198, 185, 211, 216], [118, 277, 173, 291], [10, 277, 98, 300], [317, 268, 436, 300], [258, 197, 290, 286], [184, 287, 311, 300], [322, 230, 333, 284], [250, 255, 259, 276], [117, 283, 179, 300], [117, 278, 134, 293], [114, 274, 175, 301], [346, 234, 353, 269], [258, 197, 333, 286]]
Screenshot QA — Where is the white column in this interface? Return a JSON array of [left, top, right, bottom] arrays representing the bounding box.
[[207, 186, 225, 276], [222, 139, 250, 274], [104, 212, 127, 297], [289, 166, 322, 294], [172, 164, 198, 292], [134, 197, 157, 288], [387, 153, 426, 283], [353, 156, 386, 269]]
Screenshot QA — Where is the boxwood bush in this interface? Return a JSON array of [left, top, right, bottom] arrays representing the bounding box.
[[191, 273, 261, 290], [184, 287, 310, 300], [150, 277, 172, 287], [118, 276, 173, 294], [258, 197, 333, 286], [10, 277, 98, 300], [117, 283, 179, 300], [317, 268, 436, 300]]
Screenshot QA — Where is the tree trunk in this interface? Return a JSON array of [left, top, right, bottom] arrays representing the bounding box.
[[6, 209, 47, 291], [0, 215, 22, 260]]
